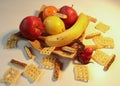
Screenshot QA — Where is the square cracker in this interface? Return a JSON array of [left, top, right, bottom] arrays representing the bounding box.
[[2, 67, 21, 84], [40, 55, 57, 69], [92, 36, 114, 49], [74, 65, 89, 82], [95, 22, 110, 33], [23, 64, 43, 82], [40, 46, 56, 55], [92, 49, 115, 71]]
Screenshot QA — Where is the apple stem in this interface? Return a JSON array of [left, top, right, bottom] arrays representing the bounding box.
[[71, 4, 74, 8]]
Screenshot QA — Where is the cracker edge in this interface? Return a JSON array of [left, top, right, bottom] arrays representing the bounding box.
[[104, 54, 116, 71], [85, 32, 101, 39]]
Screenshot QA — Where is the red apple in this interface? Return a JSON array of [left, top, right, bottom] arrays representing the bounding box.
[[59, 6, 78, 29], [19, 16, 44, 40]]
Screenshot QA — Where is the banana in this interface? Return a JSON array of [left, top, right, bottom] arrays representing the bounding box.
[[40, 13, 89, 47]]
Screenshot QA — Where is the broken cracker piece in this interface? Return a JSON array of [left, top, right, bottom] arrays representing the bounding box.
[[92, 49, 116, 71], [2, 67, 21, 84], [74, 65, 89, 82], [28, 40, 42, 51], [95, 22, 110, 33]]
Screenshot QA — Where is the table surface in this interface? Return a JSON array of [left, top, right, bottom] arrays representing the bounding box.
[[0, 0, 120, 86]]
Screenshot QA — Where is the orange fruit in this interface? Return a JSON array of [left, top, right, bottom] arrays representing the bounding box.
[[43, 6, 58, 19]]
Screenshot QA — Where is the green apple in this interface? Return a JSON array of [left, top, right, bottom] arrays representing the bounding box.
[[43, 16, 65, 35]]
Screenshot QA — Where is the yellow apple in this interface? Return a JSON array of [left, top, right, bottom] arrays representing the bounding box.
[[43, 16, 65, 35]]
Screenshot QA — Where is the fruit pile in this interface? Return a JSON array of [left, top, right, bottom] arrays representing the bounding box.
[[20, 5, 78, 40], [18, 5, 94, 64]]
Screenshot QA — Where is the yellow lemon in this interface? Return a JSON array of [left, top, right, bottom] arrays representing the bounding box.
[[43, 16, 65, 35]]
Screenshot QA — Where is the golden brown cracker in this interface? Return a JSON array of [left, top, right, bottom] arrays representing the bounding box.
[[95, 22, 110, 33], [102, 37, 114, 48], [53, 59, 63, 80], [92, 36, 114, 49], [85, 32, 101, 39], [28, 40, 42, 51], [10, 59, 27, 68], [40, 46, 56, 55], [88, 16, 97, 23], [92, 49, 115, 71], [74, 65, 89, 82], [23, 64, 43, 82], [40, 56, 57, 69], [2, 67, 21, 84], [24, 46, 36, 60], [6, 34, 19, 49]]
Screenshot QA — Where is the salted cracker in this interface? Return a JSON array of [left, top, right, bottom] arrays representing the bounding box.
[[2, 67, 21, 84], [6, 34, 19, 49], [40, 46, 56, 55], [74, 65, 89, 82], [40, 55, 57, 69], [92, 36, 114, 49], [92, 49, 115, 71], [95, 22, 110, 33], [23, 64, 43, 82]]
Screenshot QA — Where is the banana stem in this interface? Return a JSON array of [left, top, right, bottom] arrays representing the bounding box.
[[38, 36, 46, 40]]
